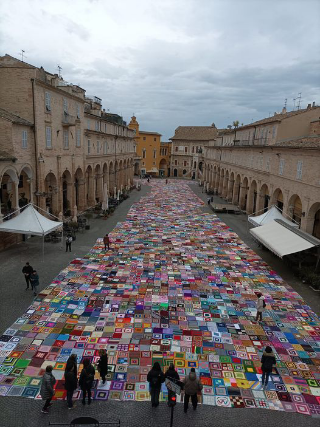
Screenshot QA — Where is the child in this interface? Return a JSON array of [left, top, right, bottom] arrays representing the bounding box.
[[261, 346, 276, 388]]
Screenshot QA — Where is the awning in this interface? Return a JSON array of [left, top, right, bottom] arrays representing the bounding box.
[[146, 168, 158, 173], [248, 205, 299, 228], [250, 219, 320, 258], [0, 204, 63, 236]]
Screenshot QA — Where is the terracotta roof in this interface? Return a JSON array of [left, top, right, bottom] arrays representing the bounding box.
[[0, 150, 16, 161], [170, 126, 218, 141], [0, 108, 33, 126], [274, 136, 320, 148]]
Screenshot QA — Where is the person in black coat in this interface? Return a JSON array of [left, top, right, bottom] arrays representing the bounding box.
[[165, 363, 180, 404], [261, 346, 276, 388], [147, 362, 165, 407], [66, 354, 78, 378], [97, 349, 108, 384], [22, 262, 33, 290], [79, 359, 95, 405], [64, 362, 78, 409]]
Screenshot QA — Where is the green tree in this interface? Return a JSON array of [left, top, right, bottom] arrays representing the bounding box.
[[233, 120, 239, 128]]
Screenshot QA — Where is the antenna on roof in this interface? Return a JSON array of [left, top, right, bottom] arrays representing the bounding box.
[[293, 97, 296, 111], [297, 92, 302, 110], [57, 65, 62, 77], [19, 50, 26, 62]]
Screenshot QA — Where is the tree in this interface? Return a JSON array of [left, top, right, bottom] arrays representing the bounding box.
[[227, 125, 232, 130], [232, 120, 239, 128]]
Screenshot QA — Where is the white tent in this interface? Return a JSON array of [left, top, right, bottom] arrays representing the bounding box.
[[250, 219, 320, 258], [248, 205, 299, 228], [0, 204, 62, 235]]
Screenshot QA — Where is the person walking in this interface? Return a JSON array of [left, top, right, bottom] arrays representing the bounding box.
[[30, 270, 40, 296], [261, 346, 276, 389], [64, 362, 78, 409], [207, 198, 211, 206], [165, 179, 168, 184], [103, 233, 110, 251], [40, 365, 56, 414], [22, 262, 33, 290], [66, 234, 73, 252], [165, 363, 180, 405], [183, 368, 203, 413], [79, 359, 95, 405], [147, 362, 165, 407], [97, 349, 108, 384], [256, 292, 266, 322], [66, 354, 78, 378]]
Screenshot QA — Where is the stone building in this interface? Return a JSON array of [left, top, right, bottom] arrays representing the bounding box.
[[0, 54, 136, 222], [128, 116, 170, 177], [169, 125, 218, 179], [203, 107, 320, 238]]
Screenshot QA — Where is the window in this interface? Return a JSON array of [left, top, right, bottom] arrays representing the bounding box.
[[279, 159, 285, 175], [185, 147, 188, 153], [45, 127, 52, 148], [142, 149, 146, 159], [45, 92, 51, 112], [272, 125, 276, 138], [87, 139, 91, 154], [153, 149, 156, 159], [175, 147, 178, 152], [63, 130, 69, 149], [266, 156, 270, 172], [97, 140, 100, 154], [154, 137, 156, 142], [143, 137, 146, 141], [104, 141, 107, 154], [184, 161, 187, 167], [153, 161, 156, 165], [174, 160, 177, 166], [192, 146, 194, 153], [296, 160, 303, 180], [22, 130, 28, 148], [87, 119, 90, 130], [76, 104, 81, 119], [76, 129, 81, 147], [95, 121, 100, 131], [63, 98, 68, 114]]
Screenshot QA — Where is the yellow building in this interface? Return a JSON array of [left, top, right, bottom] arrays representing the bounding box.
[[129, 116, 170, 177]]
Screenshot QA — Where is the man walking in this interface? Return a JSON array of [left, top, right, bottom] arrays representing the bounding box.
[[22, 262, 33, 290], [66, 234, 73, 252], [30, 270, 40, 296], [183, 368, 203, 413]]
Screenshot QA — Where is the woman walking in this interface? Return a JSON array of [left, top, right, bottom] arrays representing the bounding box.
[[64, 362, 78, 409], [147, 362, 165, 407], [40, 365, 56, 414]]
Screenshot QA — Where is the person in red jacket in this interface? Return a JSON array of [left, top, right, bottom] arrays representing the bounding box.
[[103, 234, 110, 250]]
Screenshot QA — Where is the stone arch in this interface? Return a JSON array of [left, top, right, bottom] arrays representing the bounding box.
[[271, 188, 284, 211], [159, 158, 167, 177], [109, 162, 115, 195], [247, 180, 258, 214], [182, 169, 187, 176], [288, 194, 303, 225], [44, 172, 59, 215], [258, 183, 270, 213], [0, 166, 20, 216], [94, 164, 102, 203], [239, 176, 249, 210], [227, 171, 235, 201], [74, 167, 85, 211], [18, 165, 34, 207], [134, 161, 139, 176], [232, 173, 241, 205], [62, 169, 72, 214], [306, 202, 320, 238], [173, 168, 178, 177], [86, 165, 95, 206]]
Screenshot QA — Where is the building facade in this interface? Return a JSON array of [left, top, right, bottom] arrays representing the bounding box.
[[203, 107, 320, 238], [128, 116, 170, 177], [169, 125, 218, 179], [0, 55, 136, 221]]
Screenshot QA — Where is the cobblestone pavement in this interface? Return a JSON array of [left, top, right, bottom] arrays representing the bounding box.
[[0, 179, 319, 427]]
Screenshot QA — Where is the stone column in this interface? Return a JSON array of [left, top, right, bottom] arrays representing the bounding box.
[[222, 176, 228, 198], [227, 179, 234, 202], [29, 179, 34, 204], [239, 184, 247, 210], [232, 180, 239, 204]]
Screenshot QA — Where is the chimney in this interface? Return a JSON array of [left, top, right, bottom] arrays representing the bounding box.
[[307, 104, 311, 110], [281, 107, 287, 114], [312, 101, 316, 108]]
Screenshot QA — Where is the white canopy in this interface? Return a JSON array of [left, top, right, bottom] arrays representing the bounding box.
[[250, 219, 320, 258], [248, 205, 299, 228], [0, 205, 62, 236]]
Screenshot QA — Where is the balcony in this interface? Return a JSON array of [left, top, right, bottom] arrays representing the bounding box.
[[62, 112, 76, 126]]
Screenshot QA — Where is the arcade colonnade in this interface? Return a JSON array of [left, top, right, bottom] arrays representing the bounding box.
[[0, 158, 135, 220], [202, 162, 320, 238]]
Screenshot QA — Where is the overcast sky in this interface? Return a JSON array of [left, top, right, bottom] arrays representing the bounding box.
[[0, 0, 319, 140]]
